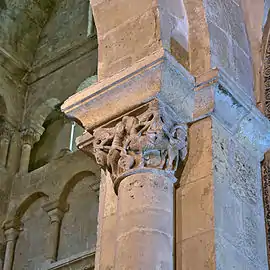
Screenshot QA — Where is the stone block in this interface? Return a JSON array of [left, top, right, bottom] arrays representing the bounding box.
[[193, 85, 214, 119], [180, 176, 214, 241], [92, 0, 154, 34], [233, 43, 254, 98], [180, 117, 213, 186], [205, 0, 249, 54], [98, 214, 117, 270], [207, 21, 236, 79], [98, 9, 161, 78], [180, 231, 216, 270]]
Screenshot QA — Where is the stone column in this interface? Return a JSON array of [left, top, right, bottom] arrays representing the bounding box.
[[19, 128, 40, 174], [6, 134, 21, 174], [115, 170, 176, 269], [76, 100, 187, 269], [42, 201, 67, 262], [2, 222, 20, 270], [61, 1, 270, 267], [0, 120, 13, 168]]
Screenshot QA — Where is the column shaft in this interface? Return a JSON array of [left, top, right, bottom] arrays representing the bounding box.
[[7, 135, 20, 173], [19, 143, 32, 173], [3, 228, 18, 270], [0, 137, 9, 167], [47, 221, 61, 262], [115, 171, 175, 269]]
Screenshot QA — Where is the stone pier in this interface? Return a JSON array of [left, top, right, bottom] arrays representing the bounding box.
[[61, 0, 270, 269]]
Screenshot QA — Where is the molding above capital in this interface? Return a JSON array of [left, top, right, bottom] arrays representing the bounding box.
[[62, 49, 270, 159]]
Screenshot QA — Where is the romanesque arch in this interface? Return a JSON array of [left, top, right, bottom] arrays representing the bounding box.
[[4, 192, 50, 270], [13, 192, 48, 221], [57, 171, 99, 260]]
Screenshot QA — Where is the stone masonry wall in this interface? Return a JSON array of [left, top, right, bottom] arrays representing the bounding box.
[[213, 117, 268, 269]]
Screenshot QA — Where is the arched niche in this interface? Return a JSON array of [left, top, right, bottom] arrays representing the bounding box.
[[29, 108, 71, 171], [57, 171, 99, 260], [29, 103, 85, 171], [12, 192, 50, 270]]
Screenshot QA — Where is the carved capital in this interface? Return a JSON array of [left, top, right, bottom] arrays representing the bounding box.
[[0, 120, 14, 141], [20, 127, 42, 146], [42, 201, 68, 223], [2, 219, 21, 242], [78, 100, 187, 191]]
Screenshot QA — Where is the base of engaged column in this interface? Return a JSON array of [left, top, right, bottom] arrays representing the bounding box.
[[114, 169, 176, 270]]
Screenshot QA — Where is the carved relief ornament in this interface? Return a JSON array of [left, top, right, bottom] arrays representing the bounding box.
[[0, 119, 14, 140], [90, 100, 187, 188], [264, 38, 270, 118]]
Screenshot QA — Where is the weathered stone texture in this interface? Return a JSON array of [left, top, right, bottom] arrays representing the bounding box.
[[33, 0, 92, 67], [176, 117, 216, 270], [58, 177, 98, 260], [204, 0, 254, 98], [1, 0, 270, 270], [212, 118, 268, 269], [13, 197, 50, 270], [95, 171, 118, 270]]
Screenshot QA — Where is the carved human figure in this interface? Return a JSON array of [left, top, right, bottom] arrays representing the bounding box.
[[91, 101, 187, 182]]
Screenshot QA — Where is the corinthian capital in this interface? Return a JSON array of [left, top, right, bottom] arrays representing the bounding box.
[[79, 100, 187, 189]]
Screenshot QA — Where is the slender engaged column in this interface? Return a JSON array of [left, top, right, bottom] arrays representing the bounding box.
[[0, 120, 13, 168], [77, 100, 188, 269], [19, 128, 41, 174], [19, 143, 32, 173], [43, 202, 66, 262], [3, 227, 19, 270], [0, 137, 9, 167]]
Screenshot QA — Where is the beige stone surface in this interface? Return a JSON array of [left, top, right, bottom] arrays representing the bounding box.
[[0, 0, 270, 269], [180, 175, 214, 241], [180, 117, 213, 186], [115, 171, 175, 270], [176, 117, 215, 269], [178, 230, 216, 270]]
